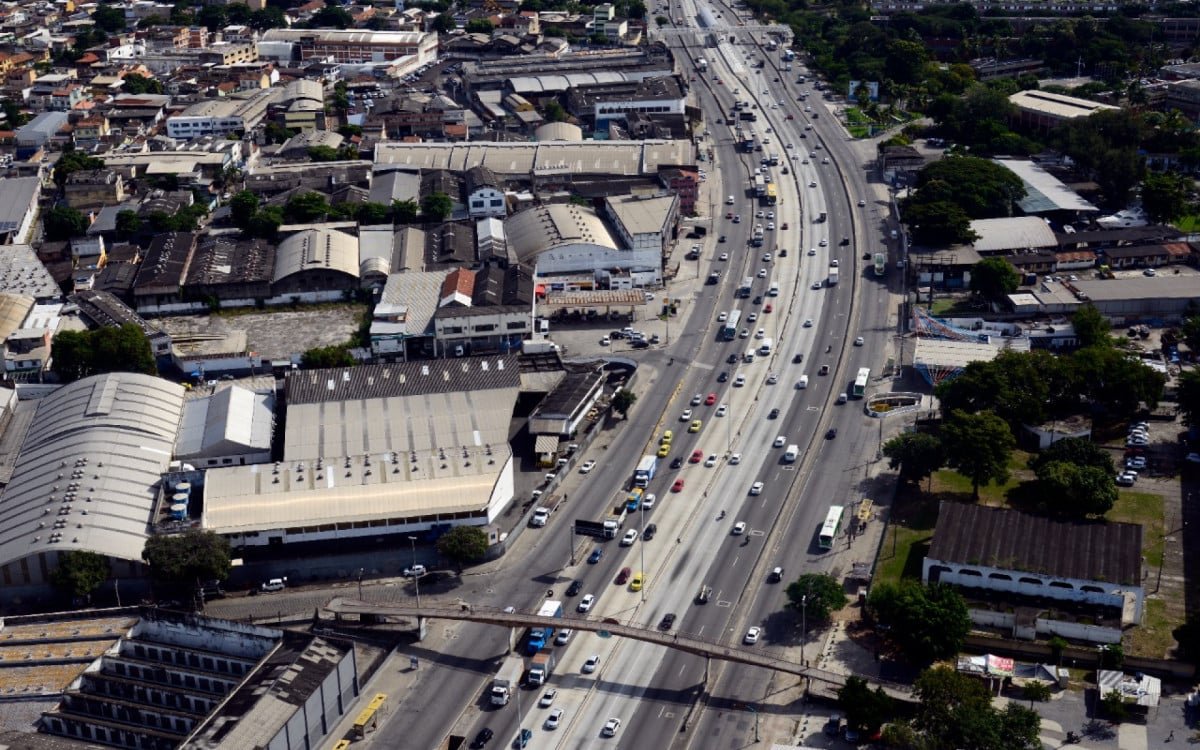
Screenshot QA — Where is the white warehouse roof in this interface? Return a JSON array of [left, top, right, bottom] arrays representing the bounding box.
[[175, 385, 274, 461]]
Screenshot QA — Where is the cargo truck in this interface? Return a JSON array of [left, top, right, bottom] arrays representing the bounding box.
[[738, 277, 754, 298], [827, 265, 840, 285], [784, 444, 799, 463], [526, 599, 563, 654], [626, 487, 644, 511], [633, 455, 657, 487], [697, 57, 708, 71], [602, 506, 628, 538], [527, 649, 558, 685], [491, 655, 525, 706]]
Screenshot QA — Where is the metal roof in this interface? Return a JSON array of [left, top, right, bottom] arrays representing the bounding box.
[[273, 228, 359, 284], [969, 217, 1057, 253], [0, 374, 185, 571], [505, 204, 617, 264], [607, 194, 676, 236], [1008, 90, 1119, 120], [0, 177, 39, 236], [995, 159, 1098, 214], [373, 140, 694, 177], [912, 338, 1007, 369], [175, 386, 273, 460], [286, 356, 521, 405], [0, 244, 64, 300]]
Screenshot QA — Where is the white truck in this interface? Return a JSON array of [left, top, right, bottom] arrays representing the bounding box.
[[784, 444, 799, 463], [491, 655, 525, 706], [697, 57, 708, 72], [827, 265, 840, 286]]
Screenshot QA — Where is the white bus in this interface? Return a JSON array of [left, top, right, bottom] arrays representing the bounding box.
[[852, 367, 870, 398], [818, 505, 844, 550], [722, 309, 741, 340]]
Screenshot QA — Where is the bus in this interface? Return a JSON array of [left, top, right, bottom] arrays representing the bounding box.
[[722, 309, 742, 340], [873, 252, 886, 277], [753, 174, 766, 196], [818, 505, 844, 550], [764, 182, 778, 206], [352, 693, 388, 738], [852, 367, 870, 398]]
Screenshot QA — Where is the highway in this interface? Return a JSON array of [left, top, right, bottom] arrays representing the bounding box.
[[371, 9, 900, 748]]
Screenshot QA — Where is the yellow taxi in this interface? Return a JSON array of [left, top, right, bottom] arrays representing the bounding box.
[[630, 572, 645, 592], [688, 419, 703, 433]]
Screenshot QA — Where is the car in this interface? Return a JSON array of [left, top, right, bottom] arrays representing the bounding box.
[[803, 318, 813, 328], [601, 717, 621, 737], [690, 449, 704, 464], [1126, 456, 1147, 470], [726, 195, 735, 204], [705, 454, 718, 467], [732, 521, 748, 535], [767, 373, 778, 385], [730, 452, 742, 465], [767, 222, 775, 231], [1144, 268, 1157, 276], [705, 392, 718, 405], [631, 339, 649, 349], [717, 312, 728, 324], [531, 507, 550, 527], [793, 353, 804, 364], [819, 364, 830, 375], [740, 328, 750, 339], [757, 268, 767, 278], [672, 478, 685, 492], [768, 408, 780, 419], [768, 567, 784, 582], [580, 460, 596, 474], [659, 613, 677, 630], [717, 371, 730, 382], [621, 528, 639, 546], [578, 594, 595, 612], [680, 408, 693, 422], [808, 247, 816, 256], [812, 281, 822, 290], [402, 564, 426, 578], [691, 392, 703, 406], [471, 727, 495, 748], [781, 222, 789, 230], [747, 311, 759, 323], [854, 336, 864, 346], [719, 251, 729, 260], [566, 579, 583, 596], [657, 443, 671, 458], [753, 295, 763, 304], [1186, 453, 1200, 464], [689, 419, 703, 433], [764, 303, 774, 313], [588, 547, 604, 564], [809, 180, 817, 188], [716, 404, 728, 417], [643, 523, 657, 540], [630, 572, 645, 591], [719, 236, 726, 244], [616, 567, 631, 584], [727, 353, 739, 364], [734, 374, 746, 387], [599, 336, 611, 346], [750, 482, 764, 495], [539, 688, 558, 708], [642, 493, 656, 509], [830, 259, 839, 267], [744, 626, 761, 644], [670, 457, 684, 471], [583, 654, 600, 673], [546, 708, 564, 730], [819, 238, 828, 247], [555, 628, 573, 645], [755, 328, 766, 339], [858, 199, 867, 207], [756, 209, 765, 218], [773, 435, 787, 447], [1116, 472, 1136, 486], [837, 392, 848, 404], [733, 214, 741, 223], [826, 428, 838, 439]]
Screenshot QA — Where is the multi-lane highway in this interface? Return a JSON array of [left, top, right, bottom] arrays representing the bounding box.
[[376, 10, 899, 749]]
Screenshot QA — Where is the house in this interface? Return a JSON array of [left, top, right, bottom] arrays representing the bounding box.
[[465, 165, 507, 218], [64, 169, 127, 211]]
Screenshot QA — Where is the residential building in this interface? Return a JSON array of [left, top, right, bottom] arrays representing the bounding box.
[[166, 87, 280, 139], [0, 176, 40, 244], [465, 165, 507, 218], [64, 168, 127, 211], [658, 166, 699, 215]]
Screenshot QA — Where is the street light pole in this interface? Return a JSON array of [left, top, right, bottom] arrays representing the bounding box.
[[357, 567, 364, 599], [408, 536, 421, 609], [639, 503, 646, 602], [800, 593, 808, 667]]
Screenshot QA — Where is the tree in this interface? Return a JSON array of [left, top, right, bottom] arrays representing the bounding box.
[[940, 410, 1014, 499], [544, 101, 567, 122], [115, 209, 141, 240], [230, 190, 260, 229], [910, 155, 1027, 217], [914, 666, 993, 736], [301, 345, 355, 369], [248, 6, 286, 30], [1029, 436, 1113, 475], [142, 530, 232, 587], [421, 192, 453, 221], [611, 389, 637, 418], [92, 3, 127, 32], [51, 324, 157, 382], [466, 18, 494, 33], [1071, 303, 1111, 348], [44, 205, 89, 240], [355, 202, 392, 225], [1021, 680, 1052, 708], [901, 198, 976, 246], [53, 150, 104, 189], [436, 525, 489, 566], [50, 550, 110, 601], [1179, 369, 1200, 428], [431, 13, 456, 33], [1100, 689, 1130, 722], [838, 676, 895, 736], [969, 257, 1020, 303], [1069, 345, 1165, 420], [307, 145, 341, 162], [786, 573, 847, 624], [196, 3, 227, 30], [1036, 461, 1117, 517], [246, 206, 283, 240], [868, 581, 970, 665], [308, 5, 351, 27], [121, 73, 163, 95], [393, 199, 419, 224], [1141, 170, 1190, 224], [0, 98, 28, 127], [882, 432, 946, 486], [283, 191, 330, 223]]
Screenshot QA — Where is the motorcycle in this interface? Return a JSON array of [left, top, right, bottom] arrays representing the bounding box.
[[717, 510, 726, 520]]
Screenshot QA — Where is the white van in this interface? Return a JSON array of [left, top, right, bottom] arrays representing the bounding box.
[[743, 349, 755, 363], [796, 374, 809, 389], [260, 577, 287, 592], [768, 281, 780, 297], [758, 338, 773, 356], [784, 444, 799, 463]]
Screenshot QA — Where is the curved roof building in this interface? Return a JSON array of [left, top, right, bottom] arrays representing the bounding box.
[[505, 204, 619, 274], [0, 373, 185, 589], [273, 228, 360, 294]]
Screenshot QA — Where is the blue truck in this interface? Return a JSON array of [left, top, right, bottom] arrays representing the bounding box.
[[525, 599, 563, 655]]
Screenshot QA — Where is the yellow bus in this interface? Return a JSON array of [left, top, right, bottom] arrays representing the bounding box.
[[764, 182, 778, 205], [352, 693, 388, 738]]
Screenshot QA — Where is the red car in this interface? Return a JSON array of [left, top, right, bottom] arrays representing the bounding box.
[[615, 566, 631, 584], [671, 478, 685, 492], [764, 304, 773, 313], [786, 113, 794, 120], [689, 449, 704, 464], [704, 393, 717, 405], [726, 211, 733, 219]]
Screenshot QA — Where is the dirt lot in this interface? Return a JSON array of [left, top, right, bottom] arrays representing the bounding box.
[[158, 305, 365, 361]]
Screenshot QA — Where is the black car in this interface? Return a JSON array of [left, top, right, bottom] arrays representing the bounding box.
[[840, 237, 849, 245], [826, 428, 838, 439], [768, 408, 780, 419], [670, 456, 684, 469], [631, 340, 650, 349], [727, 354, 739, 364], [753, 295, 763, 305], [566, 580, 583, 597], [719, 235, 726, 243], [717, 371, 729, 383], [471, 727, 494, 748], [658, 613, 677, 630], [792, 353, 804, 364], [643, 523, 657, 541]]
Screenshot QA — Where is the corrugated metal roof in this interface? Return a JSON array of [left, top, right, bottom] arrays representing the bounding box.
[[175, 385, 273, 460], [286, 356, 520, 405]]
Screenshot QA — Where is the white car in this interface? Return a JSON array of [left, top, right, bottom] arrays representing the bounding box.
[[757, 268, 768, 278], [601, 717, 621, 737], [734, 374, 746, 387], [531, 507, 549, 527], [767, 222, 775, 231], [580, 460, 597, 474], [767, 212, 775, 220], [642, 493, 656, 509], [773, 435, 786, 447], [621, 528, 638, 546], [819, 238, 828, 247], [717, 312, 728, 322], [766, 373, 778, 384], [583, 654, 600, 673], [726, 195, 735, 204], [1116, 472, 1136, 486], [747, 312, 759, 323], [681, 409, 693, 421], [705, 454, 718, 467], [812, 281, 823, 290], [740, 328, 750, 339], [732, 521, 747, 534], [803, 318, 813, 327], [719, 252, 729, 261], [858, 199, 866, 206], [854, 336, 864, 346], [577, 594, 595, 612], [809, 180, 817, 188], [691, 393, 703, 406], [546, 708, 564, 730], [730, 453, 742, 464], [716, 404, 728, 417], [1126, 456, 1147, 470], [755, 328, 766, 339], [808, 248, 816, 256], [762, 252, 773, 262], [600, 336, 610, 346], [756, 209, 765, 218], [539, 689, 558, 708], [749, 482, 764, 495], [744, 626, 761, 644]]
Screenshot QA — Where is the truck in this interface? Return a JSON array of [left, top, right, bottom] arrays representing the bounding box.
[[697, 57, 708, 72], [828, 265, 840, 286], [753, 175, 765, 196], [491, 655, 525, 706], [526, 600, 563, 654], [602, 506, 628, 538], [817, 210, 827, 222], [784, 444, 799, 463], [626, 487, 644, 511], [527, 649, 557, 685], [782, 49, 796, 61], [738, 277, 753, 297], [633, 455, 657, 487]]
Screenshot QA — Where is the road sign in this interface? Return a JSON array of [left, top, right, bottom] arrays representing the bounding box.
[[574, 520, 608, 539]]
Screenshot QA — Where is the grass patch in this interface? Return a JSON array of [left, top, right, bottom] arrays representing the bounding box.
[[875, 489, 941, 585], [1174, 214, 1200, 233], [848, 125, 870, 138], [1109, 490, 1166, 568], [1127, 598, 1175, 659], [930, 450, 1033, 507]]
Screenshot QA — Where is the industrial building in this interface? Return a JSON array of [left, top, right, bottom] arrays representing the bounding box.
[[1007, 90, 1119, 132], [258, 29, 437, 65]]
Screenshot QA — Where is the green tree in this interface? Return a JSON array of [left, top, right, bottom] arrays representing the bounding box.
[[115, 209, 141, 240], [1021, 680, 1052, 708], [1100, 689, 1130, 722], [196, 3, 227, 30], [910, 155, 1027, 218], [901, 199, 976, 245], [436, 525, 490, 566], [264, 121, 296, 145], [785, 573, 847, 624], [941, 409, 1015, 499], [307, 5, 352, 27], [51, 323, 157, 382], [283, 191, 330, 223], [421, 192, 453, 221], [355, 202, 392, 225], [301, 344, 355, 369], [248, 6, 286, 30], [92, 3, 127, 32], [611, 389, 637, 418], [1179, 369, 1200, 428], [247, 206, 283, 240], [121, 72, 163, 95], [392, 199, 419, 223], [1035, 460, 1117, 517], [544, 101, 567, 123], [142, 530, 232, 587], [1028, 436, 1113, 475], [431, 13, 456, 33], [1069, 345, 1165, 420], [0, 98, 28, 127], [838, 676, 895, 736], [868, 581, 970, 666], [655, 14, 668, 25], [466, 18, 494, 33], [882, 432, 946, 487], [1141, 171, 1190, 224], [230, 190, 260, 229], [44, 205, 89, 240], [936, 350, 1065, 427], [53, 149, 104, 188], [307, 145, 341, 162], [1071, 303, 1111, 348], [50, 550, 111, 601], [969, 257, 1020, 302]]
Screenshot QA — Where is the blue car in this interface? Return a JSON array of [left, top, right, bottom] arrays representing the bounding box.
[[588, 547, 604, 564], [513, 728, 532, 748]]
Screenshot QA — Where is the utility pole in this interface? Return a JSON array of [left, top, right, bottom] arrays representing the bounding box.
[[408, 536, 421, 609]]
